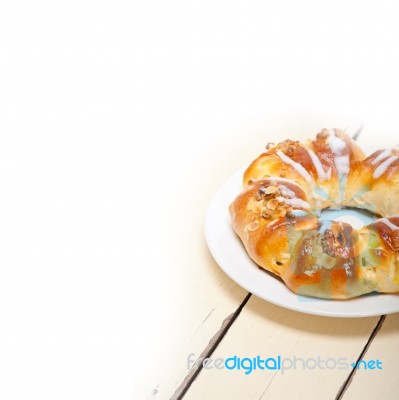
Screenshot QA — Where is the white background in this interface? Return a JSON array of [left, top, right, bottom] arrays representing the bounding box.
[[0, 1, 399, 399]]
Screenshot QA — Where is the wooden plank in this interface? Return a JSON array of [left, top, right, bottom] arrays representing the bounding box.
[[142, 130, 258, 399], [341, 313, 399, 399], [184, 295, 379, 400]]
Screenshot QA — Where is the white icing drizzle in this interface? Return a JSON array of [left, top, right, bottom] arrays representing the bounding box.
[[373, 155, 399, 179], [279, 184, 296, 198], [377, 218, 399, 231], [327, 130, 350, 174], [328, 130, 346, 152], [307, 149, 332, 181], [276, 196, 310, 209], [276, 150, 313, 183], [334, 154, 350, 174], [267, 219, 279, 227], [291, 210, 308, 217], [264, 176, 304, 190], [371, 149, 392, 165]]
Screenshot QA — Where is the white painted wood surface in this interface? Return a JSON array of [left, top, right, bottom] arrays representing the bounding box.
[[184, 296, 379, 400], [343, 313, 399, 399], [2, 2, 399, 400]]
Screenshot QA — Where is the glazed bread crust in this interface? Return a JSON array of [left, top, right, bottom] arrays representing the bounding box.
[[230, 129, 399, 299]]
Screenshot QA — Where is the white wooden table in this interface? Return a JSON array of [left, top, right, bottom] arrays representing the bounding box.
[[2, 2, 399, 399]]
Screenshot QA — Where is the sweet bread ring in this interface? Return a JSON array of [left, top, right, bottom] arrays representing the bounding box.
[[229, 129, 399, 299]]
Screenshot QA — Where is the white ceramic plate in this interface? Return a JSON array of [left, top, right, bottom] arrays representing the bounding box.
[[205, 168, 399, 318]]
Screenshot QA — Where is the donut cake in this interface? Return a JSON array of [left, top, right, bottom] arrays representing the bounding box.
[[229, 128, 399, 299]]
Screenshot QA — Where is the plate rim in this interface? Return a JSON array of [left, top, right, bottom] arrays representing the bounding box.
[[205, 168, 399, 318]]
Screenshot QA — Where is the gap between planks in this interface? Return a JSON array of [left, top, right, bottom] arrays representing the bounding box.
[[170, 293, 252, 400], [335, 314, 386, 400], [334, 121, 385, 399]]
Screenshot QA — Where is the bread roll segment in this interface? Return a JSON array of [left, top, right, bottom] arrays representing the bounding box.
[[230, 129, 399, 299]]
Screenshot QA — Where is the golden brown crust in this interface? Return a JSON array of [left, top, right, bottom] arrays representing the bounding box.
[[345, 147, 399, 215], [229, 179, 318, 276], [230, 129, 399, 299]]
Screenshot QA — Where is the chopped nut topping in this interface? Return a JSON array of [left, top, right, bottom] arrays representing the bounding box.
[[264, 185, 279, 194], [252, 202, 262, 214], [261, 210, 271, 219], [267, 198, 279, 210], [248, 180, 298, 222], [316, 129, 329, 140], [246, 197, 255, 211], [265, 142, 275, 150], [286, 147, 295, 157], [319, 252, 336, 269], [247, 221, 260, 231]]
